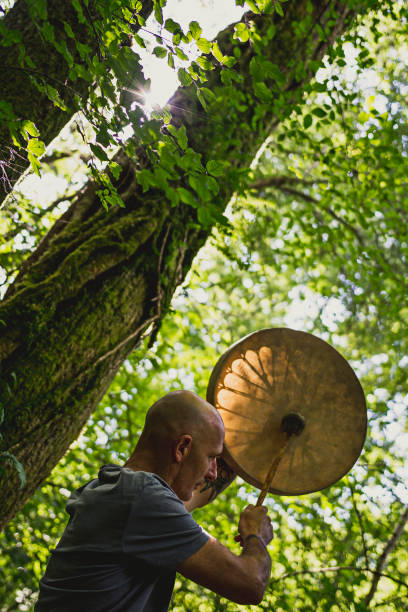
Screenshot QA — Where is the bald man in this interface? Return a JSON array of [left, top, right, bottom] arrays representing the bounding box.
[[35, 391, 273, 611]]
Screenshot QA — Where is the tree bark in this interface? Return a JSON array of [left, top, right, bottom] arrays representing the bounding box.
[[0, 0, 153, 204], [0, 0, 367, 530]]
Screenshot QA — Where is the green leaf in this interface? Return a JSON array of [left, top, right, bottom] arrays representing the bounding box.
[[21, 120, 40, 138], [63, 21, 75, 39], [189, 20, 202, 40], [258, 0, 274, 11], [176, 126, 188, 150], [163, 48, 174, 69], [41, 21, 55, 43], [109, 162, 121, 180], [90, 143, 109, 162], [167, 53, 174, 68], [245, 0, 260, 13], [161, 107, 172, 125], [223, 56, 236, 68], [267, 24, 276, 39], [250, 57, 263, 81], [154, 3, 163, 25], [76, 41, 92, 60], [212, 42, 224, 63], [189, 173, 211, 201], [178, 148, 202, 172], [72, 0, 86, 23], [164, 18, 180, 34], [187, 64, 199, 81], [196, 56, 213, 71], [312, 108, 326, 118], [177, 68, 193, 86], [366, 95, 375, 111], [234, 23, 249, 43], [175, 47, 189, 61], [109, 46, 143, 86], [153, 46, 167, 58], [132, 33, 145, 49], [206, 174, 219, 195], [197, 38, 211, 54], [275, 1, 284, 17], [43, 84, 69, 110], [206, 160, 225, 177], [197, 204, 213, 227], [197, 89, 207, 110], [54, 39, 74, 66], [264, 61, 286, 84], [254, 81, 272, 102], [153, 166, 171, 190], [316, 23, 326, 41], [0, 24, 22, 47], [27, 152, 41, 175], [137, 169, 154, 192], [167, 124, 188, 150], [303, 114, 313, 129], [29, 0, 47, 20], [358, 111, 370, 123], [177, 187, 197, 207], [27, 138, 45, 156], [313, 82, 327, 93], [165, 186, 180, 207], [199, 87, 216, 104]]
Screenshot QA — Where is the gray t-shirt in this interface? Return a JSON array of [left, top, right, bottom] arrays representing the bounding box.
[[35, 465, 208, 611]]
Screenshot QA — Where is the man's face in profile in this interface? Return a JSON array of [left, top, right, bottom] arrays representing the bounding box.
[[175, 418, 224, 501]]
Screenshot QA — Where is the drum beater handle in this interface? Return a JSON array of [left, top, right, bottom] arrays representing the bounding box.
[[256, 412, 305, 506]]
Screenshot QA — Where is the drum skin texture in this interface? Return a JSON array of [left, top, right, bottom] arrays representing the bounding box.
[[207, 328, 367, 496]]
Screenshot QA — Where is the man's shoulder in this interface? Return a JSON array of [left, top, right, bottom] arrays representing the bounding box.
[[127, 471, 183, 510], [122, 472, 208, 567], [97, 465, 179, 502]]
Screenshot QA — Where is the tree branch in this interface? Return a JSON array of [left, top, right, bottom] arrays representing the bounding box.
[[1, 194, 76, 246], [249, 175, 322, 191], [249, 174, 365, 244], [364, 504, 408, 606], [85, 315, 160, 372], [348, 479, 370, 570]]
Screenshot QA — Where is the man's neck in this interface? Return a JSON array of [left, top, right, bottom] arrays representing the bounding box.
[[124, 453, 175, 487]]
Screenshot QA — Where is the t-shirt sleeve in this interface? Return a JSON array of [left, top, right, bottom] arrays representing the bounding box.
[[122, 475, 208, 569]]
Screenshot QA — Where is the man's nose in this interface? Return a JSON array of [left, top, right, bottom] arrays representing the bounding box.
[[206, 458, 217, 481]]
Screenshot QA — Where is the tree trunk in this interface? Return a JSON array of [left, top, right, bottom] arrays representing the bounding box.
[[0, 0, 365, 530], [0, 0, 153, 204]]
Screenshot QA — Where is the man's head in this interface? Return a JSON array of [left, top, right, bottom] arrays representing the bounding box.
[[126, 390, 225, 501]]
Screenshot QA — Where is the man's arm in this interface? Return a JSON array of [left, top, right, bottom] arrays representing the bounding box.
[[177, 505, 273, 605], [184, 456, 236, 512]]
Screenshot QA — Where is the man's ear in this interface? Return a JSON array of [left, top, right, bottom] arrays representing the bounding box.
[[173, 435, 192, 464]]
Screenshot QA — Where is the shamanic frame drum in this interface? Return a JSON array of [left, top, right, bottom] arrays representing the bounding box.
[[207, 328, 367, 496]]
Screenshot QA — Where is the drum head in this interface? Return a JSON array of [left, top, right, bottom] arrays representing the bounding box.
[[207, 328, 367, 496]]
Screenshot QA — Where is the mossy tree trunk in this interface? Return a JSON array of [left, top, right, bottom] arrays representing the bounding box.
[[0, 0, 365, 530], [0, 0, 153, 204]]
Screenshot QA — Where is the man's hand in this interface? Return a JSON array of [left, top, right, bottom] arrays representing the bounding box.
[[235, 505, 273, 547], [177, 503, 272, 605]]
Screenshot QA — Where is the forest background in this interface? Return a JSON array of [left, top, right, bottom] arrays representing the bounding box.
[[0, 0, 407, 609]]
